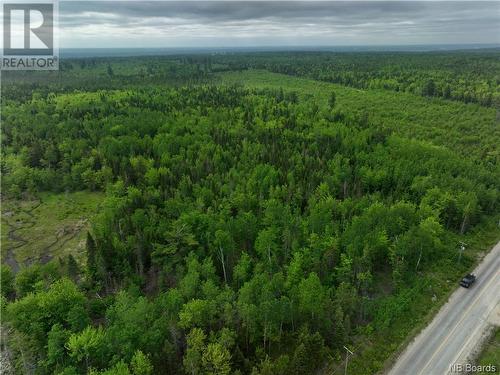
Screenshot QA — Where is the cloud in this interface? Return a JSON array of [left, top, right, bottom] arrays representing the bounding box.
[[58, 1, 500, 47]]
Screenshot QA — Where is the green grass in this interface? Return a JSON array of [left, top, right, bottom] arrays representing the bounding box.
[[476, 328, 500, 374], [1, 191, 104, 271], [218, 70, 499, 161]]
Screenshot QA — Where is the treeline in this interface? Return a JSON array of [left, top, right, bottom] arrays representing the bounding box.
[[2, 82, 498, 374], [208, 51, 500, 107], [0, 56, 210, 103], [4, 50, 500, 108]]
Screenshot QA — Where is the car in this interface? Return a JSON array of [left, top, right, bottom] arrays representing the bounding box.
[[460, 274, 476, 288]]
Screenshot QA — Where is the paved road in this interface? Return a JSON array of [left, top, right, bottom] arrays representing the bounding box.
[[388, 241, 500, 375]]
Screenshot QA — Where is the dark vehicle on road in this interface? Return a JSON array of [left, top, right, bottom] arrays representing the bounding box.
[[460, 274, 476, 288]]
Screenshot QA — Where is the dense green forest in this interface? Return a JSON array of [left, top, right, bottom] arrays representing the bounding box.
[[1, 51, 499, 375], [211, 51, 500, 107]]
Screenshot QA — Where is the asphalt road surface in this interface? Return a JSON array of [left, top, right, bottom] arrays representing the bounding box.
[[388, 241, 500, 375]]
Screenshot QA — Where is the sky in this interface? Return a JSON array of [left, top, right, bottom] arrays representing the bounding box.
[[17, 1, 500, 48]]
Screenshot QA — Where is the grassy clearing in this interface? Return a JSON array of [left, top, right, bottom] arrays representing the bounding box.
[[218, 70, 499, 161], [476, 328, 500, 374], [1, 191, 104, 271]]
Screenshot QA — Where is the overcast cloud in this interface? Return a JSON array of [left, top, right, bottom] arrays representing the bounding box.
[[57, 1, 500, 47]]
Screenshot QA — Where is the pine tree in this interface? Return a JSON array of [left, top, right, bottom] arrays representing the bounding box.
[[86, 232, 97, 280], [328, 91, 336, 109], [67, 254, 80, 281]]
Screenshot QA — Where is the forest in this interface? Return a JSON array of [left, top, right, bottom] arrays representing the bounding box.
[[209, 51, 500, 107], [1, 50, 499, 375]]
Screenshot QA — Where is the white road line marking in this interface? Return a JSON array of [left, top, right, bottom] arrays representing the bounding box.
[[417, 268, 500, 375]]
